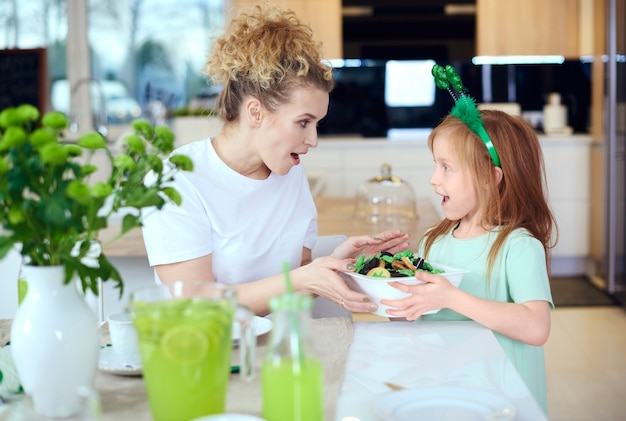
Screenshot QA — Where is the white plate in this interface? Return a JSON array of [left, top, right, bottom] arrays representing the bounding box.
[[232, 316, 273, 342], [373, 387, 516, 421], [98, 346, 142, 376]]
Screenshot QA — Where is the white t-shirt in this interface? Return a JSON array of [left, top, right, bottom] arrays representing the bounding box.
[[141, 138, 318, 285]]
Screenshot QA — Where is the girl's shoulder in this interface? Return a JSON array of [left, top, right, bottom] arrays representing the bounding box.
[[506, 227, 532, 238], [502, 227, 544, 251]]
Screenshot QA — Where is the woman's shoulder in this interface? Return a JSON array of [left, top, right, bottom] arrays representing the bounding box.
[[171, 137, 213, 157]]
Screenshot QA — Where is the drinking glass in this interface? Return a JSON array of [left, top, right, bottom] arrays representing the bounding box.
[[129, 281, 255, 421]]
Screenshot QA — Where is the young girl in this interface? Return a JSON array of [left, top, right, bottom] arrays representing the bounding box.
[[382, 70, 556, 412]]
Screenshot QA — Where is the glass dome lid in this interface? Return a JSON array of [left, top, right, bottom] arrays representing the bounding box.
[[353, 163, 418, 225]]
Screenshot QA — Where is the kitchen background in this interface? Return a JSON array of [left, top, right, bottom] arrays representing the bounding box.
[[1, 2, 625, 420], [0, 0, 622, 305], [0, 0, 592, 136], [318, 58, 591, 137]]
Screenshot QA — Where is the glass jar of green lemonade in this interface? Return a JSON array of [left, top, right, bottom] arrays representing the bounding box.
[[261, 293, 324, 421], [129, 282, 255, 421]]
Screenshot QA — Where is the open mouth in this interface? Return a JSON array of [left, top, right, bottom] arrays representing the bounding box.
[[291, 152, 301, 165]]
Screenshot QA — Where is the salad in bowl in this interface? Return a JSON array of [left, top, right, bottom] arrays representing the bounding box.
[[342, 250, 468, 317]]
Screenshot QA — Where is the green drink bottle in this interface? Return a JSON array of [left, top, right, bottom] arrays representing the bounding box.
[[261, 293, 324, 421]]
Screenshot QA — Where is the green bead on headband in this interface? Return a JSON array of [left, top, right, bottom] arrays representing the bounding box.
[[432, 64, 501, 168]]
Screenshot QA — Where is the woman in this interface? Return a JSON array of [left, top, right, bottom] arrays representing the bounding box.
[[142, 5, 409, 315]]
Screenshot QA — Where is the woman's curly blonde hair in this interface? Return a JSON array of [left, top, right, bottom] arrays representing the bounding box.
[[205, 5, 334, 122]]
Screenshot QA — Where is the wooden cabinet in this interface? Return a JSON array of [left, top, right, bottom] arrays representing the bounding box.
[[476, 0, 583, 57], [230, 0, 342, 59]]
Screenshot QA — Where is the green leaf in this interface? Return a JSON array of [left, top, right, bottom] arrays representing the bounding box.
[[64, 144, 83, 157], [114, 154, 136, 171], [77, 133, 107, 150], [0, 158, 8, 175], [161, 187, 182, 205], [127, 190, 164, 208], [66, 180, 91, 203], [41, 111, 68, 130], [80, 164, 98, 176], [30, 128, 58, 147], [124, 134, 146, 154], [8, 206, 25, 225], [16, 104, 40, 122], [39, 143, 69, 165], [131, 119, 154, 139], [0, 108, 22, 128], [38, 192, 73, 227], [121, 213, 140, 233], [2, 127, 27, 148], [169, 154, 194, 171], [146, 154, 163, 172], [154, 125, 175, 152], [98, 254, 124, 297], [90, 182, 113, 198]]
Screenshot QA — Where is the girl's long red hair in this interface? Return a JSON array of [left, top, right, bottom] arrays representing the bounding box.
[[422, 110, 557, 276]]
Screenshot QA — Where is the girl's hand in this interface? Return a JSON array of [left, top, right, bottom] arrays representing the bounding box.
[[331, 230, 410, 260], [381, 271, 457, 320]]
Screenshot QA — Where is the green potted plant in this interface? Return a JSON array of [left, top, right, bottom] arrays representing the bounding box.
[[0, 103, 193, 418]]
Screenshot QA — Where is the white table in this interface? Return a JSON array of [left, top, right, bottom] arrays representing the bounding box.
[[336, 320, 548, 421]]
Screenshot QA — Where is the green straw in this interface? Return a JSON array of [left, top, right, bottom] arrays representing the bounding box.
[[282, 261, 294, 295], [282, 261, 303, 370]]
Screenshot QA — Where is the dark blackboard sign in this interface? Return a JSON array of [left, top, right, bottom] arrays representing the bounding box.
[[0, 48, 48, 112]]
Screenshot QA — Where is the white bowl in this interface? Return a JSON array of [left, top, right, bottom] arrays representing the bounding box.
[[342, 262, 469, 317]]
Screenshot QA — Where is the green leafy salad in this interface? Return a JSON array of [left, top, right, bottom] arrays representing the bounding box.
[[354, 250, 445, 278]]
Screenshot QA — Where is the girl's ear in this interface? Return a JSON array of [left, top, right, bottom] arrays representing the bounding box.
[[244, 97, 263, 127], [493, 166, 503, 185]]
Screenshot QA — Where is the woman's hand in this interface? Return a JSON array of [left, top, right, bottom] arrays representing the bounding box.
[[381, 271, 456, 320], [331, 230, 410, 260], [292, 255, 379, 313]]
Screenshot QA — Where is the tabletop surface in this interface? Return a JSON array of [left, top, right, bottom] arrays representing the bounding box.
[[337, 320, 548, 421], [1, 317, 546, 421], [0, 318, 353, 420]]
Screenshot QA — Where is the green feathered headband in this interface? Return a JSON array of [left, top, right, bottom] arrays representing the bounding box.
[[432, 64, 501, 168]]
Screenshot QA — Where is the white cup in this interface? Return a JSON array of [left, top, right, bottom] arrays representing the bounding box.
[[107, 311, 141, 366]]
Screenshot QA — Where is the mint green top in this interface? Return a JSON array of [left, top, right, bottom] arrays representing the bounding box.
[[418, 228, 554, 413]]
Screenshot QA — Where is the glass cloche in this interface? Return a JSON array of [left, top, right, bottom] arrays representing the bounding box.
[[353, 163, 418, 226]]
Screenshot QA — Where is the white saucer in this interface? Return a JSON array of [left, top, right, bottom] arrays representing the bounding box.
[[98, 346, 142, 376]]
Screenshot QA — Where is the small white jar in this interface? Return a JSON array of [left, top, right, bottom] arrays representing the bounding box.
[[543, 93, 567, 135]]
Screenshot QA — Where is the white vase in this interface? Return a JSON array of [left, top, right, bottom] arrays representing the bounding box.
[[10, 265, 100, 418]]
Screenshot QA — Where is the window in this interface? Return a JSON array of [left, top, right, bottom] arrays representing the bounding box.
[[384, 60, 436, 107], [0, 0, 226, 122]]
